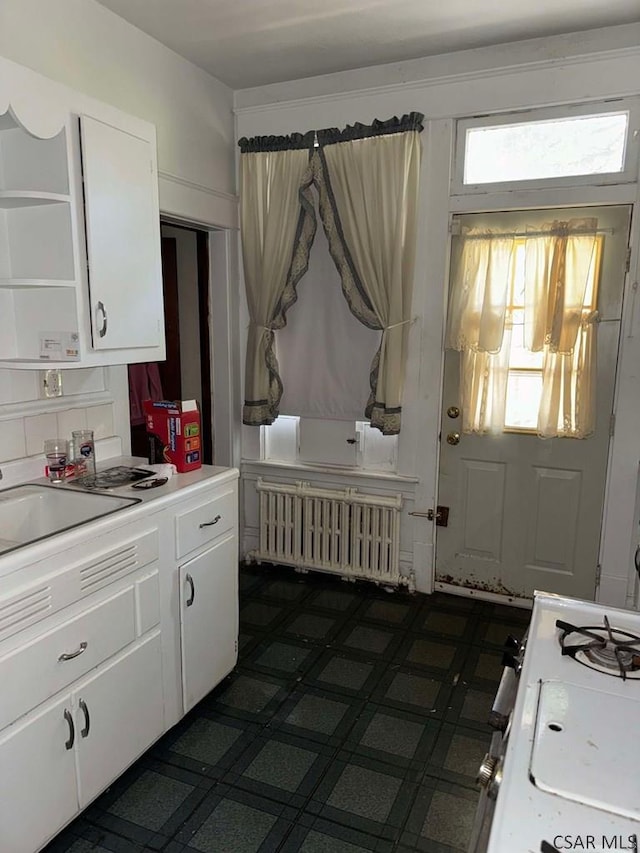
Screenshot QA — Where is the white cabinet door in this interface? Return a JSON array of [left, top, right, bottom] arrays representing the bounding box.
[[75, 632, 164, 809], [180, 534, 238, 712], [0, 695, 78, 853], [79, 115, 164, 351]]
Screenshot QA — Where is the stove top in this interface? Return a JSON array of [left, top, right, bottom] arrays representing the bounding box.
[[557, 616, 640, 679], [487, 592, 640, 853]]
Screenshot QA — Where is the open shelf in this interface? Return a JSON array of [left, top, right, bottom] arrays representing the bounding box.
[[0, 278, 77, 288], [0, 286, 80, 363], [0, 191, 72, 208]]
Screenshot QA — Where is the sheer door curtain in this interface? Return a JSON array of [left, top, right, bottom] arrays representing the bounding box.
[[446, 219, 599, 438]]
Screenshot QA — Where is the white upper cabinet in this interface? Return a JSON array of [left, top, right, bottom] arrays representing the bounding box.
[[0, 56, 166, 369], [80, 116, 163, 352]]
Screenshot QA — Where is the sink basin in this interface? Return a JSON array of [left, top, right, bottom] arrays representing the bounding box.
[[0, 484, 140, 555]]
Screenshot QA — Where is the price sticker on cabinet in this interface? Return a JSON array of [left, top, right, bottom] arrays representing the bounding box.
[[39, 332, 80, 361]]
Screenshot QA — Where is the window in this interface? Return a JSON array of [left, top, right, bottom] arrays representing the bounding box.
[[504, 238, 602, 432], [446, 208, 611, 438], [262, 417, 398, 471], [453, 99, 639, 192]]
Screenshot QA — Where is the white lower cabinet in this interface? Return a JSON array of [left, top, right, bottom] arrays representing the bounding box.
[[76, 632, 163, 807], [0, 695, 79, 853], [0, 634, 164, 853], [0, 468, 239, 852], [180, 533, 238, 712]]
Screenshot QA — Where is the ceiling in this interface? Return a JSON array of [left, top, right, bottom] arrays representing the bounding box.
[[96, 0, 640, 90]]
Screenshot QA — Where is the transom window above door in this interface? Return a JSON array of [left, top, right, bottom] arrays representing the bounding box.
[[453, 98, 640, 193]]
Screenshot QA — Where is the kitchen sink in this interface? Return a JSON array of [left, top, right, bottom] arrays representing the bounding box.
[[0, 484, 140, 556]]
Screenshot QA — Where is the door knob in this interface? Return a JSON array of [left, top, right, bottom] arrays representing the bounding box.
[[447, 406, 460, 419], [446, 432, 461, 445]]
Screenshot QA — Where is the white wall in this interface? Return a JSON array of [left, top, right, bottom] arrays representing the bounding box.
[[0, 0, 236, 228], [0, 0, 236, 479], [235, 25, 640, 605]]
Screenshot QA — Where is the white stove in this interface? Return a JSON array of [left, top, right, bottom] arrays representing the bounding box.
[[472, 592, 640, 853]]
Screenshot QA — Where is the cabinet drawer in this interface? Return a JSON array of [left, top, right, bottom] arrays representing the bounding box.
[[0, 585, 135, 731], [175, 489, 237, 559]]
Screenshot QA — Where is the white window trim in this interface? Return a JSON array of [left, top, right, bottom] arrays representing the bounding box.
[[452, 97, 640, 196]]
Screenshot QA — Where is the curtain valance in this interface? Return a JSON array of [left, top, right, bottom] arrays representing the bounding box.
[[238, 131, 315, 153], [316, 112, 424, 145]]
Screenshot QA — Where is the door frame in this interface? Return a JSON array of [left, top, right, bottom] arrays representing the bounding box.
[[157, 216, 240, 470], [430, 180, 638, 607]]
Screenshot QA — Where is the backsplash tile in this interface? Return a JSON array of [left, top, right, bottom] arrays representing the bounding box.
[[0, 418, 27, 463], [57, 407, 87, 438], [86, 404, 115, 439], [0, 403, 116, 477], [24, 412, 58, 456]]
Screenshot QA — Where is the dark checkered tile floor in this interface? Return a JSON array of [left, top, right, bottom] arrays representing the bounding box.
[[45, 564, 530, 853]]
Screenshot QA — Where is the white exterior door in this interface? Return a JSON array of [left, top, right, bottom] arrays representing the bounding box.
[[435, 205, 631, 600]]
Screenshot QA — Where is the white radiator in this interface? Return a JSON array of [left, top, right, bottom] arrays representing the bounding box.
[[251, 478, 407, 588]]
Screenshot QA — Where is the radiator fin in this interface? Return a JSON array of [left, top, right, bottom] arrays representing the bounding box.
[[255, 479, 403, 587]]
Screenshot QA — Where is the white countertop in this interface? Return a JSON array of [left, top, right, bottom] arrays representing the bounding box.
[[0, 457, 239, 581]]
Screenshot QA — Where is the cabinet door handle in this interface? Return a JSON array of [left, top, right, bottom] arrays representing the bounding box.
[[64, 708, 75, 750], [199, 515, 221, 529], [185, 573, 195, 607], [58, 641, 88, 662], [79, 699, 90, 738], [96, 301, 108, 338]]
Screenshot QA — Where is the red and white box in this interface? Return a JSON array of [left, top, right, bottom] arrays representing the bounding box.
[[143, 399, 202, 473]]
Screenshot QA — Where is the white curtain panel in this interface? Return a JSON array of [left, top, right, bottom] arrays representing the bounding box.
[[315, 116, 423, 434], [524, 219, 599, 437], [239, 138, 315, 425], [446, 232, 515, 354]]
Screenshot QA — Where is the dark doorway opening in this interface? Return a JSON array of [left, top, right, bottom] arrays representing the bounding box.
[[128, 223, 213, 465]]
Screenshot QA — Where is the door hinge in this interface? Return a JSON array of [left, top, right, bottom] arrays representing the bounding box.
[[626, 246, 632, 273], [609, 412, 616, 438], [595, 563, 602, 588], [234, 638, 238, 654], [449, 218, 461, 236]]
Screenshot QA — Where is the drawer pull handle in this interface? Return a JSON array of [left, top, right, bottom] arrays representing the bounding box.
[[58, 641, 88, 662], [199, 515, 221, 529], [64, 708, 75, 750], [186, 573, 195, 607], [79, 699, 90, 738]]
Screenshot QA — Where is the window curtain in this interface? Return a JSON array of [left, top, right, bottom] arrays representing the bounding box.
[[445, 231, 516, 434], [446, 219, 599, 438], [309, 113, 424, 435], [524, 219, 598, 437], [238, 132, 316, 426]]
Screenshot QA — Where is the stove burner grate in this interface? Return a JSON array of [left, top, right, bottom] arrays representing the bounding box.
[[556, 615, 640, 680]]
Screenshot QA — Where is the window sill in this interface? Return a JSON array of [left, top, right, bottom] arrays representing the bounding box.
[[241, 458, 419, 487]]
